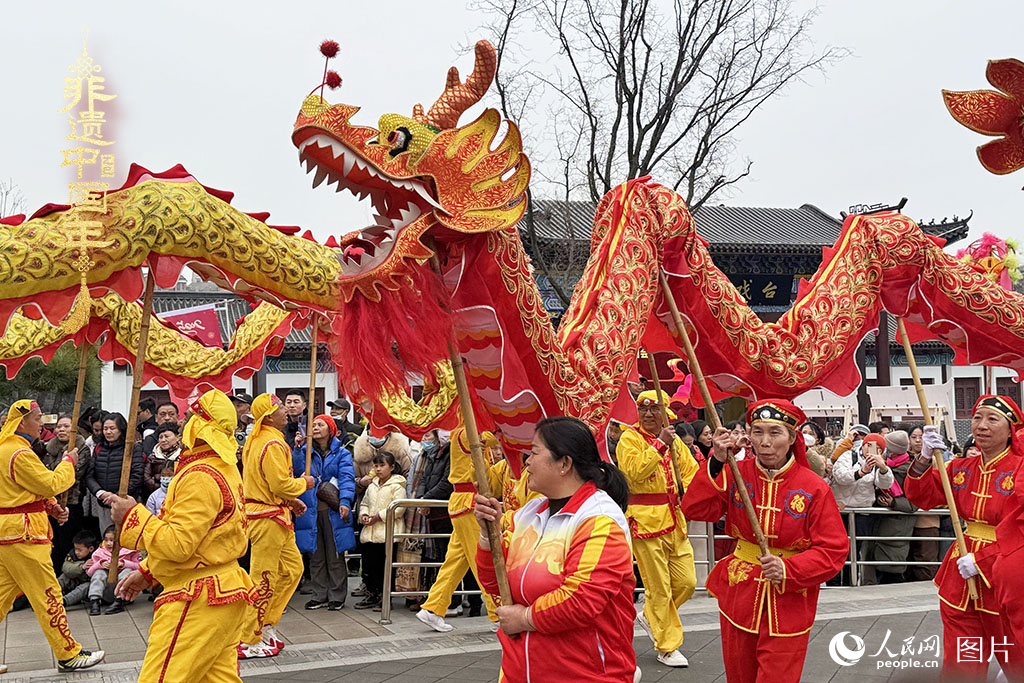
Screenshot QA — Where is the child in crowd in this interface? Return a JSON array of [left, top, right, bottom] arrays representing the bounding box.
[[86, 525, 141, 615], [356, 452, 407, 610], [146, 459, 175, 516], [59, 531, 97, 608]]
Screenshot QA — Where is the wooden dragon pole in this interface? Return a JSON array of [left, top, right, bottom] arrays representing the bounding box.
[[897, 318, 978, 600], [109, 271, 156, 584], [658, 272, 769, 556], [59, 342, 90, 508]]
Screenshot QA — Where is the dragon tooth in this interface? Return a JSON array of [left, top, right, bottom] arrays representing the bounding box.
[[352, 157, 365, 172], [312, 167, 329, 188], [341, 153, 355, 176], [328, 139, 346, 159], [412, 183, 446, 212]]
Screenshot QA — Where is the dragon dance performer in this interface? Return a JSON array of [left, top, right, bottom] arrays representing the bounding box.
[[682, 399, 847, 683], [0, 400, 104, 674], [112, 389, 253, 683], [932, 395, 1024, 679], [238, 393, 314, 659], [417, 427, 501, 632], [487, 446, 538, 514], [617, 390, 698, 668], [474, 417, 637, 683]]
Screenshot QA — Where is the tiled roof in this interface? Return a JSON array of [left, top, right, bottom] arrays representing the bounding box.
[[527, 199, 971, 250]]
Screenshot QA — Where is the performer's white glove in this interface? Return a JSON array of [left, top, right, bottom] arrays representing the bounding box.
[[921, 425, 946, 454], [957, 553, 980, 579]]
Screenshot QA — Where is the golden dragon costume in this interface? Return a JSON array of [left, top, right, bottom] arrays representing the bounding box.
[[1, 42, 1023, 463]]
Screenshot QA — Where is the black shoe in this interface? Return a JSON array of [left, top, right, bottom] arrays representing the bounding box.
[[353, 593, 381, 610], [104, 599, 125, 615], [304, 599, 328, 610], [88, 599, 101, 616], [327, 601, 344, 611]]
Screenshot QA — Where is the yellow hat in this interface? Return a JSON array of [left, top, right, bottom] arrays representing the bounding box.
[[636, 390, 676, 421], [242, 393, 284, 462], [183, 389, 238, 465], [0, 400, 39, 442]]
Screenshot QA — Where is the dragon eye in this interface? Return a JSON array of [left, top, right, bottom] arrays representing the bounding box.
[[387, 126, 412, 157]]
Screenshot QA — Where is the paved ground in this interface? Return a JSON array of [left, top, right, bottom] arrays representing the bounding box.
[[0, 581, 1005, 681]]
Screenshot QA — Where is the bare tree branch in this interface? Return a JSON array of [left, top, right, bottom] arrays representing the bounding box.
[[473, 0, 847, 308], [0, 178, 25, 218]]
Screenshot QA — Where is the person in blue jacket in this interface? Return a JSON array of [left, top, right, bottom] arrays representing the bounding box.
[[292, 415, 356, 610]]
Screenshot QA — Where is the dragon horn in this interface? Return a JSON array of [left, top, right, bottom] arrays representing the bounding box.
[[415, 41, 497, 130]]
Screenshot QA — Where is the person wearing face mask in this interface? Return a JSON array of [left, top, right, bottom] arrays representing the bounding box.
[[349, 430, 411, 599], [906, 396, 1024, 679], [416, 428, 500, 632], [143, 423, 182, 496], [682, 399, 847, 683], [0, 400, 105, 674], [145, 460, 176, 516], [238, 394, 315, 659]]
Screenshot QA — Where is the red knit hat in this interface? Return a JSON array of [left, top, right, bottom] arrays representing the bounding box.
[[314, 414, 337, 438]]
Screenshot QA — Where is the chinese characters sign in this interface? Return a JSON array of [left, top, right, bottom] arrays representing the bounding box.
[[58, 32, 116, 333], [727, 274, 793, 306]]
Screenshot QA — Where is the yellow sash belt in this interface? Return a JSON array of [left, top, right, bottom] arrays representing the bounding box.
[[965, 520, 997, 544], [733, 537, 800, 564]]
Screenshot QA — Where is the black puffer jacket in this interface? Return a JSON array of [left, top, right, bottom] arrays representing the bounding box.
[[417, 443, 453, 525], [85, 438, 145, 503]]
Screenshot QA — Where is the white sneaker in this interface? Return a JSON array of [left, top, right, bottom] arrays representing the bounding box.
[[57, 649, 105, 672], [417, 608, 454, 633], [237, 641, 278, 659], [264, 625, 285, 651], [634, 667, 642, 683], [656, 650, 689, 668], [0, 663, 7, 674], [445, 605, 464, 618], [635, 611, 655, 645]]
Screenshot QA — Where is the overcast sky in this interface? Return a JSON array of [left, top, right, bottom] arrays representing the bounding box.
[[2, 0, 1022, 252]]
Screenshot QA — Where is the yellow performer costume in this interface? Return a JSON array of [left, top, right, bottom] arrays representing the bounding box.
[[618, 390, 699, 661], [487, 451, 538, 515], [118, 390, 253, 683], [239, 393, 309, 654], [0, 400, 103, 672], [419, 428, 500, 624]]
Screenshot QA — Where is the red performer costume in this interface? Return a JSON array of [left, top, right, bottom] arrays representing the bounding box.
[[905, 394, 1022, 678], [681, 399, 847, 683], [948, 395, 1024, 680]]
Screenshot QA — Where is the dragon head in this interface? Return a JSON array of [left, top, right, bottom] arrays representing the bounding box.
[[291, 40, 531, 303]]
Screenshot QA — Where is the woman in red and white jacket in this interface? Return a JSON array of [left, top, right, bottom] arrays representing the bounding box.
[[475, 416, 637, 683]]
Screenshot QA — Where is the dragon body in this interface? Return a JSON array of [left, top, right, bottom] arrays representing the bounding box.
[[2, 42, 1023, 461]]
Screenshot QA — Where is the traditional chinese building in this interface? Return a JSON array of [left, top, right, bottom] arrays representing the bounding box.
[[526, 198, 992, 431]]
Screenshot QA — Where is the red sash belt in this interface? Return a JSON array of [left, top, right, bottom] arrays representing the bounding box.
[[452, 483, 477, 494], [0, 501, 45, 514], [244, 498, 283, 506], [629, 493, 671, 506]]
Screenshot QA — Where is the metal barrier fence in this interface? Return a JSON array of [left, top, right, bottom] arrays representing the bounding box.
[[377, 499, 953, 624]]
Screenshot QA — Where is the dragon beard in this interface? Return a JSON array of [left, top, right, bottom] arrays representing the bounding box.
[[331, 264, 453, 398]]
